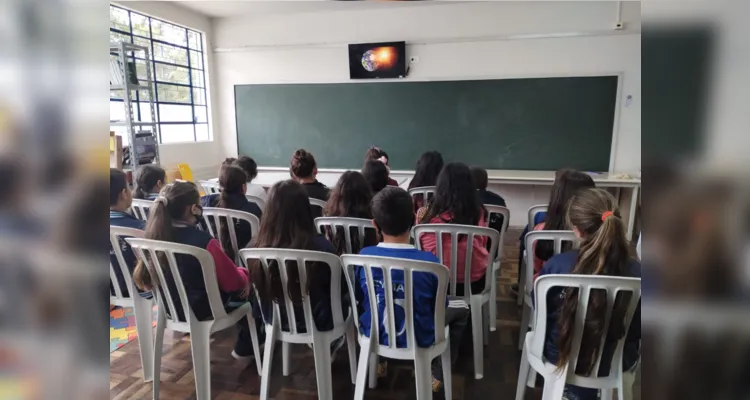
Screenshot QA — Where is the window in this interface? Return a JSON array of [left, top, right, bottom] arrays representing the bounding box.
[[109, 4, 209, 143]]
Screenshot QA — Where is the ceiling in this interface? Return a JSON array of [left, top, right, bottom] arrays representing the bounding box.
[[176, 0, 447, 19]]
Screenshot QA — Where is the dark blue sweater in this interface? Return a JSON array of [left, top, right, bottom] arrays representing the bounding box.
[[109, 210, 146, 298]]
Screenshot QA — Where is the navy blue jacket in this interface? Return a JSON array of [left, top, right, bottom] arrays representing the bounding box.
[[109, 210, 146, 298], [533, 250, 641, 374]]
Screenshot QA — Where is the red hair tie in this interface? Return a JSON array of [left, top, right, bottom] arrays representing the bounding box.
[[601, 211, 614, 221]]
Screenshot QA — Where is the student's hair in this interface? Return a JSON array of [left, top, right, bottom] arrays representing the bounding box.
[[249, 180, 322, 304], [362, 160, 389, 194], [372, 186, 414, 236], [133, 181, 201, 290], [536, 169, 596, 261], [234, 156, 258, 181], [215, 165, 248, 260], [324, 171, 372, 218], [555, 188, 634, 374], [222, 157, 237, 166], [110, 168, 128, 206], [470, 166, 489, 191], [420, 162, 481, 225], [290, 149, 317, 179], [408, 151, 444, 190], [364, 146, 388, 165], [132, 164, 166, 199]]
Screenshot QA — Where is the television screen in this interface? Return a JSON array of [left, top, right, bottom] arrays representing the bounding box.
[[348, 41, 406, 79]]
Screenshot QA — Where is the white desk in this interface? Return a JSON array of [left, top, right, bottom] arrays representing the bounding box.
[[217, 167, 640, 240]]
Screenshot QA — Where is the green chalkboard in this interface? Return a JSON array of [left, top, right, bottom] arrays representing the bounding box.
[[235, 76, 618, 171]]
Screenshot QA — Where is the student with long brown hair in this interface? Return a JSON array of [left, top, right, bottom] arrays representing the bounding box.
[[248, 180, 346, 351], [533, 188, 641, 400], [364, 146, 398, 186], [132, 164, 166, 200], [323, 171, 378, 254], [131, 181, 257, 359]]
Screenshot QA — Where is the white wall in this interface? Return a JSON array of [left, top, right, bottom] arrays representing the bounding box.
[[114, 1, 222, 176]]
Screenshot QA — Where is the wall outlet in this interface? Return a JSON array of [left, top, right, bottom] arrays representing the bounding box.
[[614, 22, 624, 30], [410, 56, 419, 63]]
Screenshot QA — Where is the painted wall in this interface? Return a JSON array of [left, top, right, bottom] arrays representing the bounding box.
[[114, 1, 222, 176]]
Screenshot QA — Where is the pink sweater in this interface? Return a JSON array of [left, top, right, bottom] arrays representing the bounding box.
[[417, 211, 489, 283]]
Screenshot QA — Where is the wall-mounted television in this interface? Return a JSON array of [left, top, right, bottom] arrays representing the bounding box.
[[348, 41, 406, 79]]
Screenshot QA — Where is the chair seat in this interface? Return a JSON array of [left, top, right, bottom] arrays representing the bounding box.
[[163, 301, 252, 334], [359, 326, 450, 361]]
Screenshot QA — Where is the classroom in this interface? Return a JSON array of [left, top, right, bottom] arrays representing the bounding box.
[[109, 2, 642, 399]]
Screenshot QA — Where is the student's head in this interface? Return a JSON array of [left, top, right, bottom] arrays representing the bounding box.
[[132, 164, 166, 199], [290, 149, 317, 182], [324, 171, 372, 219], [251, 180, 319, 303], [555, 188, 633, 373], [218, 165, 247, 196], [133, 181, 202, 290], [544, 169, 596, 230], [222, 157, 237, 167], [420, 162, 481, 225], [470, 166, 489, 191], [362, 160, 389, 194], [233, 156, 258, 182], [371, 186, 414, 240], [110, 168, 132, 211], [408, 151, 444, 190], [364, 146, 388, 166]]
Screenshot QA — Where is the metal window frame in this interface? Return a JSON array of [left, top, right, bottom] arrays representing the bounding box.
[[110, 4, 209, 143]]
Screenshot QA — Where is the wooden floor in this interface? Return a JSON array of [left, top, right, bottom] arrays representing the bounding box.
[[110, 228, 639, 399]]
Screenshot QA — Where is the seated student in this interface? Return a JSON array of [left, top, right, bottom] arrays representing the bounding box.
[[201, 165, 263, 260], [408, 151, 444, 210], [132, 164, 166, 200], [248, 180, 346, 351], [512, 168, 573, 296], [417, 163, 489, 296], [365, 147, 398, 186], [109, 168, 148, 299], [362, 160, 390, 195], [533, 188, 640, 400], [359, 187, 469, 392], [470, 166, 507, 235], [323, 171, 378, 254], [132, 181, 257, 359], [530, 170, 595, 279], [290, 149, 329, 201], [234, 155, 267, 201]]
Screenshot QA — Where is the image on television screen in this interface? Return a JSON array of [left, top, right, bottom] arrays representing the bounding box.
[[348, 41, 406, 79]]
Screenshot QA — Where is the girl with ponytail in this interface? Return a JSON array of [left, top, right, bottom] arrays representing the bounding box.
[[200, 164, 262, 260], [132, 164, 166, 200], [132, 180, 259, 360], [533, 188, 641, 400]]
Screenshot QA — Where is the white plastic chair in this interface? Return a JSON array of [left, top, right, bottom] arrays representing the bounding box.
[[519, 205, 548, 306], [340, 254, 453, 400], [516, 275, 641, 400], [484, 205, 510, 332], [238, 248, 357, 400], [199, 180, 221, 195], [408, 186, 436, 208], [413, 223, 500, 379], [126, 238, 262, 400], [201, 207, 260, 265], [109, 226, 153, 382], [309, 197, 327, 209], [519, 230, 578, 350], [314, 217, 376, 254], [246, 194, 266, 210], [130, 199, 153, 221]]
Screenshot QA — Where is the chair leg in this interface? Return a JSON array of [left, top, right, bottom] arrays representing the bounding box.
[[132, 298, 154, 382], [518, 303, 530, 351], [541, 368, 566, 400], [353, 340, 371, 400], [282, 342, 290, 376], [470, 298, 484, 379], [515, 340, 530, 400], [601, 389, 613, 400], [189, 323, 213, 400], [346, 322, 358, 384], [312, 337, 334, 400], [482, 302, 490, 346], [413, 352, 432, 400], [517, 258, 526, 306], [490, 263, 498, 332], [152, 308, 166, 400], [620, 368, 637, 400], [441, 342, 453, 400], [259, 325, 277, 400], [246, 312, 262, 376], [368, 354, 378, 389]]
